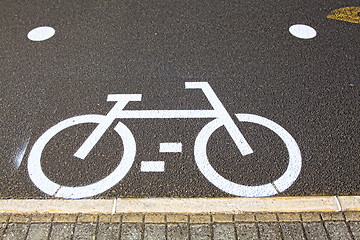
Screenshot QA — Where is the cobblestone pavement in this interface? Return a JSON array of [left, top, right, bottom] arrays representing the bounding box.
[[1, 212, 360, 239]]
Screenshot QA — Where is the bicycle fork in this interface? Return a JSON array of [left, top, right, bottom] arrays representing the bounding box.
[[185, 82, 254, 156], [74, 94, 142, 159], [74, 82, 253, 160]]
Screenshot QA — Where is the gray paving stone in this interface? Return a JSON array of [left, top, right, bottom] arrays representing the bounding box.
[[0, 224, 7, 237], [144, 224, 166, 240], [280, 222, 305, 240], [213, 224, 236, 240], [349, 222, 360, 240], [4, 213, 360, 240], [121, 223, 143, 240], [303, 222, 329, 240], [3, 223, 29, 240], [73, 223, 97, 240], [96, 223, 120, 240], [190, 224, 211, 240], [26, 223, 51, 240], [167, 223, 188, 240], [258, 223, 282, 240], [49, 223, 75, 240], [236, 223, 259, 240], [324, 222, 352, 240]]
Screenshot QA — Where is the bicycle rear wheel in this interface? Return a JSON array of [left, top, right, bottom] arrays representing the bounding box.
[[194, 114, 301, 197]]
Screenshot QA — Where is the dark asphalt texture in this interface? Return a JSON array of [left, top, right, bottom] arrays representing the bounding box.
[[0, 0, 359, 198]]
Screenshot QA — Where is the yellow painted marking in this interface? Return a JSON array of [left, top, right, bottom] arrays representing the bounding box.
[[327, 7, 360, 24]]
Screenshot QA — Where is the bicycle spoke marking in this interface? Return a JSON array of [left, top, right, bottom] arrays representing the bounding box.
[[140, 161, 165, 172], [159, 143, 182, 153]]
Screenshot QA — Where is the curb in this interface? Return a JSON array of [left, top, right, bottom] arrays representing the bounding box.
[[0, 196, 359, 214]]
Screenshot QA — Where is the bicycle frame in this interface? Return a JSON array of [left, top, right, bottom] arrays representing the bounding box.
[[74, 82, 253, 159]]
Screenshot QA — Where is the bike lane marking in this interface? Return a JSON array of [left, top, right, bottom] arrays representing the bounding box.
[[26, 83, 302, 199]]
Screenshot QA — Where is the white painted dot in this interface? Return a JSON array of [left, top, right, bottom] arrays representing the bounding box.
[[27, 26, 55, 41], [289, 24, 317, 39]]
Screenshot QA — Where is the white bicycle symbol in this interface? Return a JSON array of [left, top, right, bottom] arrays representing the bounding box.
[[27, 82, 301, 199]]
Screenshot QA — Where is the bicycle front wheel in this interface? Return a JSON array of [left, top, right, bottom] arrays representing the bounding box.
[[27, 115, 136, 199], [194, 114, 301, 197]]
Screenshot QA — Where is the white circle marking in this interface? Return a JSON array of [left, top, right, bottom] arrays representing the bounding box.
[[289, 24, 317, 39], [27, 26, 55, 41]]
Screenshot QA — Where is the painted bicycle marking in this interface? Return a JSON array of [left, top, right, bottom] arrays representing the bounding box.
[[27, 82, 302, 199]]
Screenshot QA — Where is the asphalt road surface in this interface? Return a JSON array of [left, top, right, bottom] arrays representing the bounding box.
[[0, 0, 359, 199]]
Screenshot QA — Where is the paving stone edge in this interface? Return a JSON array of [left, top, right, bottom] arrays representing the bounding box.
[[0, 196, 359, 214], [1, 212, 360, 223]]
